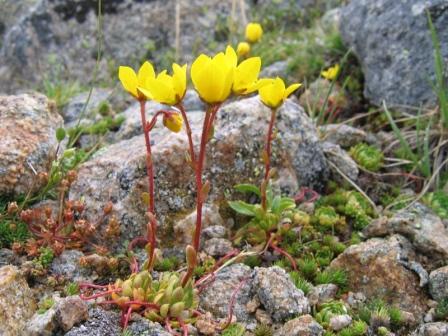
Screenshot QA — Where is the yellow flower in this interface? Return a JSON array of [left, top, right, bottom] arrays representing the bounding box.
[[118, 61, 155, 100], [237, 42, 251, 57], [138, 63, 187, 105], [163, 112, 183, 133], [259, 77, 302, 109], [245, 22, 263, 43], [191, 50, 234, 104], [233, 56, 264, 95], [321, 64, 340, 81]]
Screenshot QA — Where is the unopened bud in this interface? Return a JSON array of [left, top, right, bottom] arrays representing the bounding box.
[[163, 112, 183, 133], [186, 245, 197, 269], [103, 201, 113, 215], [66, 170, 77, 183], [7, 202, 19, 215]]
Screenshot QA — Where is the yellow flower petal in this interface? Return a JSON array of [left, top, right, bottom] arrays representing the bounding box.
[[284, 83, 302, 99], [118, 66, 138, 98], [172, 63, 187, 101], [225, 45, 238, 68], [137, 61, 155, 87], [233, 57, 261, 94]]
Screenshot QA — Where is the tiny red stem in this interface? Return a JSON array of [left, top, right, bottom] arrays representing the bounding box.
[[261, 108, 277, 210], [269, 241, 297, 271], [176, 103, 196, 164]]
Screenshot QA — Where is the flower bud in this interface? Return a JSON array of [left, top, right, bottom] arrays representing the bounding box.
[[103, 201, 113, 215], [7, 202, 19, 215], [186, 245, 197, 269], [237, 42, 251, 57], [245, 22, 263, 43], [162, 112, 183, 133], [66, 170, 77, 183]]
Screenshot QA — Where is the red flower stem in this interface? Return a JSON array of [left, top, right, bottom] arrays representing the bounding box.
[[261, 108, 277, 211], [139, 100, 157, 269], [79, 283, 110, 289], [269, 241, 297, 271], [176, 103, 196, 164], [218, 276, 249, 331], [80, 288, 122, 300], [122, 306, 133, 328], [178, 318, 189, 336]]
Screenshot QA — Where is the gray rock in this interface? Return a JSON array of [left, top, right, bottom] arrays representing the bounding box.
[[260, 61, 288, 78], [275, 314, 324, 336], [329, 314, 352, 331], [364, 203, 448, 267], [340, 0, 448, 108], [411, 322, 448, 336], [0, 265, 37, 336], [330, 235, 428, 318], [199, 264, 253, 322], [319, 124, 368, 148], [203, 238, 233, 258], [307, 284, 338, 306], [252, 266, 310, 323], [0, 93, 63, 196], [50, 250, 93, 282], [0, 0, 241, 93], [64, 308, 121, 336], [62, 88, 112, 123], [70, 97, 328, 248], [322, 141, 359, 182], [0, 248, 16, 267], [429, 266, 448, 301], [26, 295, 88, 335], [182, 89, 205, 112], [202, 225, 228, 239], [126, 315, 171, 336]]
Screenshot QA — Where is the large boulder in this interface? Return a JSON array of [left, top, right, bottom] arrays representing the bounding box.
[[69, 97, 328, 248], [0, 265, 37, 336], [0, 0, 243, 93], [0, 93, 63, 196], [330, 235, 429, 318], [340, 0, 448, 108]]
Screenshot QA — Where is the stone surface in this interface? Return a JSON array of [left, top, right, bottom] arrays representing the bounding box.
[[363, 203, 448, 268], [0, 93, 63, 196], [199, 264, 253, 322], [0, 265, 37, 336], [330, 235, 428, 318], [329, 314, 352, 331], [411, 322, 448, 336], [340, 0, 448, 108], [429, 266, 448, 301], [322, 141, 359, 182], [252, 266, 310, 323], [203, 238, 233, 258], [307, 284, 339, 306], [26, 295, 88, 335], [201, 225, 228, 240], [275, 314, 324, 336], [319, 124, 368, 148], [70, 97, 328, 248], [62, 88, 112, 123], [0, 0, 247, 93], [174, 204, 225, 246], [50, 250, 93, 282]]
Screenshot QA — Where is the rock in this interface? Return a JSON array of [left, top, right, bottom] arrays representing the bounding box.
[[62, 88, 112, 123], [126, 315, 171, 336], [174, 204, 225, 246], [255, 309, 272, 325], [260, 61, 288, 78], [114, 100, 166, 142], [330, 235, 428, 318], [429, 266, 448, 301], [0, 265, 37, 336], [252, 266, 310, 323], [26, 295, 88, 335], [346, 291, 367, 309], [64, 307, 121, 336], [364, 203, 448, 268], [70, 97, 328, 248], [182, 89, 205, 112], [276, 314, 324, 336], [340, 0, 448, 108], [322, 142, 359, 182], [411, 322, 448, 336], [199, 264, 253, 322], [307, 284, 338, 306], [329, 314, 352, 331], [0, 0, 37, 48], [0, 93, 63, 196], [321, 7, 341, 31], [56, 295, 88, 331], [0, 0, 245, 93], [202, 225, 228, 239], [203, 238, 233, 258], [0, 248, 16, 267], [50, 250, 93, 282], [319, 124, 368, 148]]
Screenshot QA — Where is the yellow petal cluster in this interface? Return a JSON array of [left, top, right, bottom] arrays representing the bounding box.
[[191, 49, 234, 104], [245, 22, 263, 43], [138, 63, 187, 105], [321, 64, 340, 81], [259, 77, 302, 109], [237, 42, 251, 57], [118, 62, 155, 100], [163, 112, 183, 133]]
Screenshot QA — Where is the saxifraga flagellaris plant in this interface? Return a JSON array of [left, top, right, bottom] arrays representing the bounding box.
[[80, 45, 269, 334]]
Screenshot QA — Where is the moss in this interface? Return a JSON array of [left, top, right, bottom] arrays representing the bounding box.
[[243, 254, 262, 268], [154, 256, 181, 272], [315, 300, 348, 328], [289, 271, 313, 295], [36, 247, 55, 268], [315, 268, 348, 289], [349, 143, 384, 172], [423, 191, 448, 219], [64, 282, 80, 296], [222, 323, 245, 336], [435, 298, 448, 321], [254, 324, 273, 336], [0, 218, 29, 248], [357, 299, 403, 331], [297, 257, 319, 280], [37, 297, 55, 314]]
